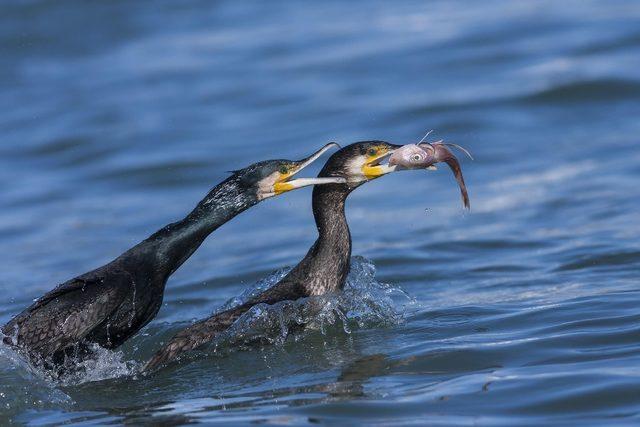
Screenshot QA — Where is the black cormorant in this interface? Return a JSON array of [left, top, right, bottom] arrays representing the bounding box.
[[1, 143, 343, 368], [143, 141, 442, 371]]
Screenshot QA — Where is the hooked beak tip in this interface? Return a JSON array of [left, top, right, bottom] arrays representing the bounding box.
[[293, 142, 342, 174]]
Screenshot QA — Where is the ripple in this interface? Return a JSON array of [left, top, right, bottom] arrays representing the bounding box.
[[91, 160, 216, 189], [471, 265, 535, 273], [522, 79, 640, 104], [555, 250, 640, 272], [424, 238, 548, 253], [572, 31, 640, 56]]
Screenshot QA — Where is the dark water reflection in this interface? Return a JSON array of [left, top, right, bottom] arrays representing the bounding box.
[[2, 0, 640, 424]]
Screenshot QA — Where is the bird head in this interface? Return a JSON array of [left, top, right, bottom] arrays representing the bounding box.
[[231, 142, 346, 200], [317, 140, 404, 186]]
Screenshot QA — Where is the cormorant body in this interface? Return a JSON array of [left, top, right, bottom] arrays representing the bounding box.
[[2, 147, 342, 368]]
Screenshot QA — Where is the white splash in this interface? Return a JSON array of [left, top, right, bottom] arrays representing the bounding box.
[[210, 256, 415, 350]]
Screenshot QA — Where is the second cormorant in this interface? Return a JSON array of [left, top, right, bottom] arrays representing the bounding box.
[[2, 143, 343, 369]]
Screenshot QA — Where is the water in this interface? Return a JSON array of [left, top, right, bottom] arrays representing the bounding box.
[[1, 0, 640, 424]]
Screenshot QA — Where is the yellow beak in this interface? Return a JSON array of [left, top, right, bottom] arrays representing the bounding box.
[[274, 143, 345, 194], [362, 149, 396, 179]]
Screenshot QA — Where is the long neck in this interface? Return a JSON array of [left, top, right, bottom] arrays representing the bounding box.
[[287, 183, 352, 295], [122, 178, 257, 280], [313, 184, 351, 256]]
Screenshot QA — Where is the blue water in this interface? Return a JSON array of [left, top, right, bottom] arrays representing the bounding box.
[[2, 0, 640, 424]]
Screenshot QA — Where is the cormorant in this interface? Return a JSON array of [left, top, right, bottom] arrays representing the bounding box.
[[144, 140, 456, 371], [1, 143, 344, 368]]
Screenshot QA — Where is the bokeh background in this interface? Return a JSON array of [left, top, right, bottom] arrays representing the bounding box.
[[1, 0, 640, 425]]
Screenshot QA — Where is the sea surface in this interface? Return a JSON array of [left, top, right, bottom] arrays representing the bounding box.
[[1, 0, 640, 425]]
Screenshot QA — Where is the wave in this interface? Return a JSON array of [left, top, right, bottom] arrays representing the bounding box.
[[555, 250, 640, 272], [0, 342, 74, 413], [521, 78, 640, 104], [383, 77, 640, 125]]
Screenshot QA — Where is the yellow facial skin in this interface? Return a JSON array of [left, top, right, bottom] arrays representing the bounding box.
[[273, 164, 296, 195], [361, 145, 395, 179], [273, 180, 294, 194]]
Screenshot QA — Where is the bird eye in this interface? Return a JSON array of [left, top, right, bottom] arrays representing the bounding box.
[[367, 148, 377, 157], [411, 154, 423, 162], [279, 166, 289, 175]]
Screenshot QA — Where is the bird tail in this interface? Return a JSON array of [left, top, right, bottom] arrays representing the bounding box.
[[142, 304, 251, 374]]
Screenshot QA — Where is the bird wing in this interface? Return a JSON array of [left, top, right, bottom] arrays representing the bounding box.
[[3, 271, 131, 357], [26, 276, 99, 313]]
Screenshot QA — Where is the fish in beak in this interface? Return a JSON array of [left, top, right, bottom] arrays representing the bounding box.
[[388, 142, 472, 209]]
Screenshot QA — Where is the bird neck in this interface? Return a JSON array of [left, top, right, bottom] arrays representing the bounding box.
[[289, 184, 352, 295], [313, 184, 351, 244], [127, 178, 257, 280]]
